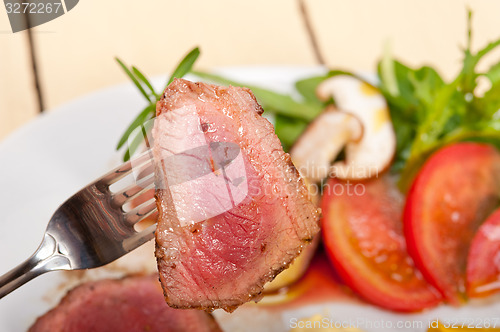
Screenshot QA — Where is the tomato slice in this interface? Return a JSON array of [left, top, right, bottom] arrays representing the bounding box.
[[467, 207, 500, 297], [321, 177, 441, 312], [404, 143, 500, 304]]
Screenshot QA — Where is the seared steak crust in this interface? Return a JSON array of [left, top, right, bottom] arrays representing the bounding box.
[[153, 79, 320, 312]]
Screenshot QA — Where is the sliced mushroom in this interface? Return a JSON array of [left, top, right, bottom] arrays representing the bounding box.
[[316, 75, 396, 180], [290, 106, 363, 183], [266, 110, 361, 293], [272, 76, 395, 293]]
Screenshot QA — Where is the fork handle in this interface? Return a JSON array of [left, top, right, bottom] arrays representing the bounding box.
[[0, 233, 71, 299]]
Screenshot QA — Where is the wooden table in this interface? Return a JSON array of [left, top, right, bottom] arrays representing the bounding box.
[[1, 0, 499, 140]]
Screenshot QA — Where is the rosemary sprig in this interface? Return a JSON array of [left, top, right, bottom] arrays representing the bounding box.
[[115, 47, 200, 161], [115, 58, 151, 103], [116, 104, 155, 150], [166, 47, 200, 87], [132, 66, 158, 100]]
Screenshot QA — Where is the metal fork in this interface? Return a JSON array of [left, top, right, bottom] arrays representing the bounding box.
[[0, 151, 157, 299]]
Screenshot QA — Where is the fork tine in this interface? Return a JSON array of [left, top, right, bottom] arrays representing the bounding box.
[[122, 223, 156, 252], [112, 175, 155, 207], [100, 150, 153, 186], [124, 198, 157, 225]]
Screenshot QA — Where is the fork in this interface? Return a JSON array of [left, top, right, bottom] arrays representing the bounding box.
[[0, 150, 157, 299]]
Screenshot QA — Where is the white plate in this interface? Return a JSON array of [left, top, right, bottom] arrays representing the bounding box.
[[0, 67, 499, 332]]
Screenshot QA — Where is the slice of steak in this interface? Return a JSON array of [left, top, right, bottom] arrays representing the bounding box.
[[29, 275, 222, 332], [153, 79, 321, 312]]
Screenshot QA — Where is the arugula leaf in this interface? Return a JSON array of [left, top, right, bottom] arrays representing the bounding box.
[[380, 43, 399, 97], [294, 70, 366, 104], [274, 115, 308, 151], [378, 60, 421, 118], [409, 66, 445, 111], [483, 61, 500, 85], [295, 75, 327, 103], [376, 9, 500, 190], [474, 62, 500, 118], [459, 11, 500, 94], [115, 12, 500, 185]]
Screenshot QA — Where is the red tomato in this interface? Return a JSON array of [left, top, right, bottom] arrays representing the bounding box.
[[321, 177, 442, 312], [404, 143, 500, 304], [467, 207, 500, 297]]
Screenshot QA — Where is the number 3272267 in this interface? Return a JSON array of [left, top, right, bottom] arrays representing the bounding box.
[[5, 2, 62, 14]]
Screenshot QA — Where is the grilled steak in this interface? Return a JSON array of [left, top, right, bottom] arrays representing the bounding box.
[[153, 79, 321, 312], [29, 275, 222, 332]]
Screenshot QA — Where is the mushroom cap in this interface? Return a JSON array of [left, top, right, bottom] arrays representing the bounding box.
[[316, 75, 396, 180], [290, 106, 363, 183]]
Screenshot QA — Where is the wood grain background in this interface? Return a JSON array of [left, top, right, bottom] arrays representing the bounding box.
[[2, 0, 500, 140]]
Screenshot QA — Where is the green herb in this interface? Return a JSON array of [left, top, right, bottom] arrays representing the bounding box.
[[294, 75, 328, 104], [274, 115, 309, 151], [166, 47, 200, 87], [115, 58, 151, 103], [191, 71, 324, 121], [278, 70, 367, 150], [156, 69, 370, 151], [117, 10, 500, 189], [190, 70, 328, 151], [123, 122, 149, 162], [190, 70, 369, 150], [116, 104, 155, 150], [376, 10, 500, 190], [132, 66, 158, 100], [115, 47, 200, 161]]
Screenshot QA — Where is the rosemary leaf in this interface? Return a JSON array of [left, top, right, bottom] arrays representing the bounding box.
[[116, 104, 155, 150], [132, 66, 158, 99], [166, 47, 201, 88], [115, 57, 151, 102], [123, 118, 152, 162]]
